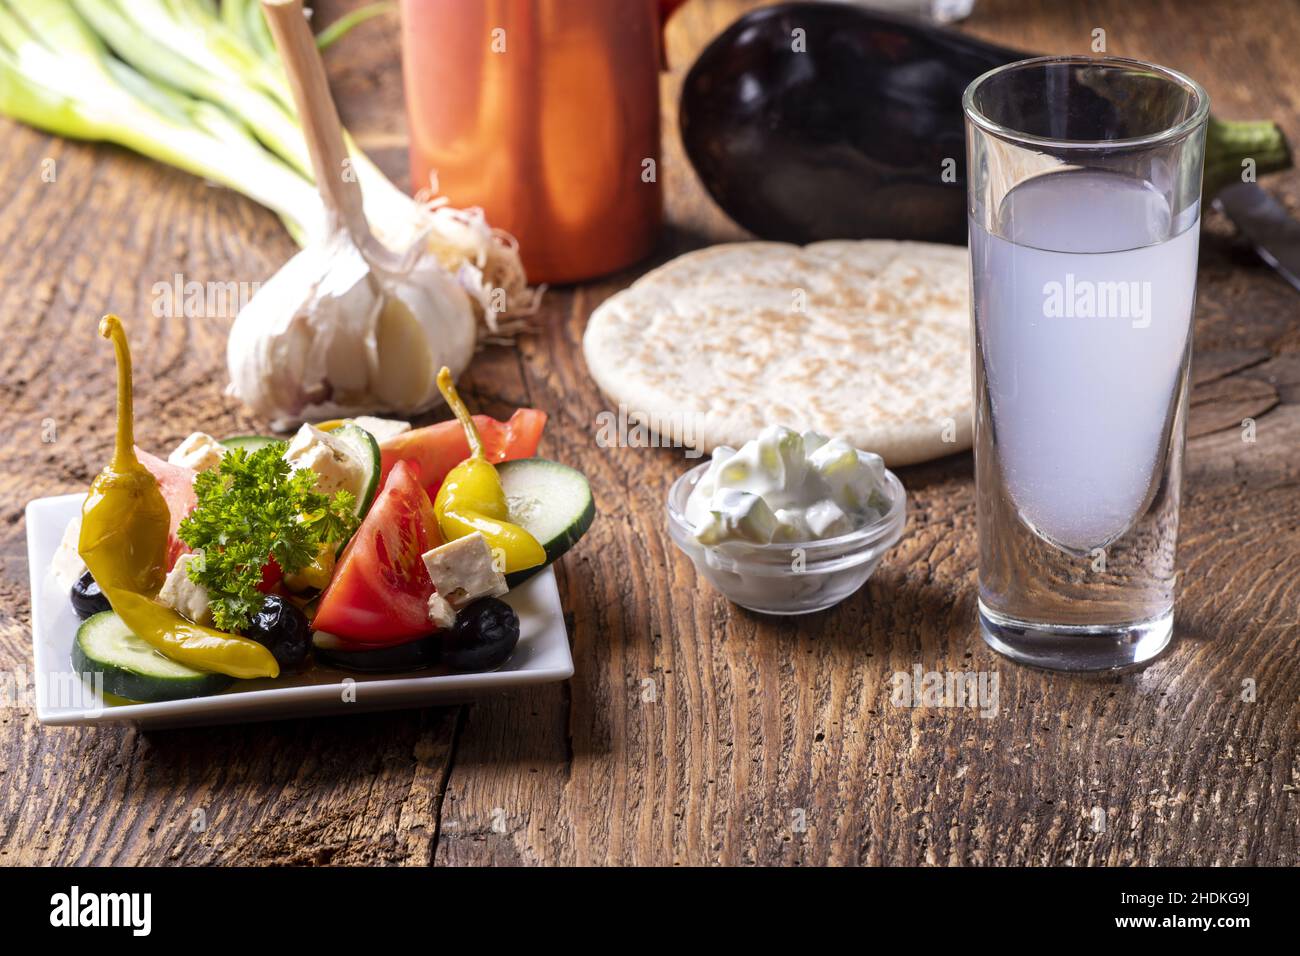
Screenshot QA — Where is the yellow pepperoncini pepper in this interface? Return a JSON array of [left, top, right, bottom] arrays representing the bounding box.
[[78, 316, 279, 680], [433, 367, 545, 574]]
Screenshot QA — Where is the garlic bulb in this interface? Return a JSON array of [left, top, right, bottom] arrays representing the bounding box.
[[227, 230, 475, 428], [227, 0, 479, 429]]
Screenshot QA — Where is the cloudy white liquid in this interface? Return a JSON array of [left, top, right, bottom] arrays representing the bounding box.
[[971, 169, 1199, 553]]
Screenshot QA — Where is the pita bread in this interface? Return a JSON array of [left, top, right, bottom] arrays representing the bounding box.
[[582, 240, 972, 466]]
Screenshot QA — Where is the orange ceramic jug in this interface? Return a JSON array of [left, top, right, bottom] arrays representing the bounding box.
[[400, 0, 673, 284]]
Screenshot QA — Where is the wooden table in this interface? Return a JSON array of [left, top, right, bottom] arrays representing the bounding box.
[[0, 0, 1295, 866]]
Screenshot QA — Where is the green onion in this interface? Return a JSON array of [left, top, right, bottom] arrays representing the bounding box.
[[70, 0, 427, 249], [0, 0, 322, 240], [221, 0, 276, 58], [72, 0, 315, 177]]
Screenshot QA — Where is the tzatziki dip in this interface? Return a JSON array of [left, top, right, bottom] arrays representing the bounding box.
[[667, 426, 906, 615], [684, 425, 890, 546]]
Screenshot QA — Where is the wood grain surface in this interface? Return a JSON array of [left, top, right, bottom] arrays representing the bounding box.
[[0, 0, 1296, 866]]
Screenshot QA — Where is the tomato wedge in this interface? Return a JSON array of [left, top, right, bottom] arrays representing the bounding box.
[[379, 408, 546, 496], [314, 460, 444, 643], [136, 446, 196, 571]]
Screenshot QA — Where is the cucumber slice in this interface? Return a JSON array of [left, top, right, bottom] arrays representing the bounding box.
[[220, 434, 280, 453], [72, 611, 233, 702], [327, 422, 382, 531], [312, 631, 441, 672], [497, 458, 595, 587]]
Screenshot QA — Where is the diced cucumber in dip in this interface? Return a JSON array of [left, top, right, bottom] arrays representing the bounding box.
[[695, 489, 778, 545], [497, 458, 595, 586], [685, 425, 889, 545], [73, 611, 234, 702]]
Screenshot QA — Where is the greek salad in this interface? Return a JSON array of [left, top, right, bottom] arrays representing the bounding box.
[[56, 316, 593, 703]]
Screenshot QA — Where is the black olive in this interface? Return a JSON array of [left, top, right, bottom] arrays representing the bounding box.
[[71, 570, 112, 620], [312, 633, 441, 673], [241, 595, 311, 671], [444, 598, 520, 671]]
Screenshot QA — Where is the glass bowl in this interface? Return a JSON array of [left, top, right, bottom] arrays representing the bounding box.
[[665, 461, 907, 615]]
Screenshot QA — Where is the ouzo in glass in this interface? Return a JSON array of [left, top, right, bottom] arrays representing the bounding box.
[[964, 56, 1209, 670]]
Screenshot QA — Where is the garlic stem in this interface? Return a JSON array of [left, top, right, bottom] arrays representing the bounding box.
[[261, 0, 401, 273]]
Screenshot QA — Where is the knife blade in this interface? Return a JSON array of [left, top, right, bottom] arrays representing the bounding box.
[[1214, 182, 1300, 293]]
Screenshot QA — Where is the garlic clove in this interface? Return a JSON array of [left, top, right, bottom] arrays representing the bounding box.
[[373, 296, 432, 411], [378, 261, 476, 410]]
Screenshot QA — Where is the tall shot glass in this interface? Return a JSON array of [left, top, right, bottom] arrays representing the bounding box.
[[964, 56, 1209, 670]]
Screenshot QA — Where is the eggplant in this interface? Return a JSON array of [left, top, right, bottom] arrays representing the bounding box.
[[680, 2, 1291, 245]]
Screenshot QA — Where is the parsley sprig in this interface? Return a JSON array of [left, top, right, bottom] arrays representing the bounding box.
[[177, 443, 357, 632]]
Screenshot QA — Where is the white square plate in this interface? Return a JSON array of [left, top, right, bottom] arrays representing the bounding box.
[[26, 494, 574, 729]]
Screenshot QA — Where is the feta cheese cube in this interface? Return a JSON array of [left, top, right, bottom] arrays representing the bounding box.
[[158, 553, 212, 625], [427, 592, 457, 630], [168, 431, 226, 472], [421, 532, 508, 608], [351, 416, 411, 444], [284, 423, 365, 498], [51, 515, 87, 592]]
